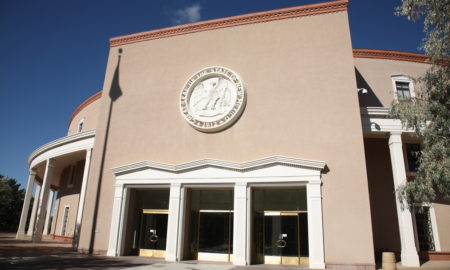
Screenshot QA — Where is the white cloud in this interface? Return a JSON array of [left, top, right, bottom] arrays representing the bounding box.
[[171, 3, 202, 25]]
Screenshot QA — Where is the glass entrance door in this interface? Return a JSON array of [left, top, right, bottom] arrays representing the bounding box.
[[255, 211, 308, 266], [138, 209, 168, 258], [196, 210, 233, 262]]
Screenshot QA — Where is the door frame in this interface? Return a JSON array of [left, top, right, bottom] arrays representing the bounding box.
[[139, 209, 169, 258], [258, 210, 308, 266]]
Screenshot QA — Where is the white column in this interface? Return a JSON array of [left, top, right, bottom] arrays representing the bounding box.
[[166, 183, 183, 261], [107, 183, 125, 256], [233, 182, 248, 265], [33, 159, 54, 242], [16, 170, 37, 239], [27, 184, 41, 236], [43, 189, 54, 235], [73, 148, 92, 248], [307, 181, 325, 269], [388, 132, 420, 267]]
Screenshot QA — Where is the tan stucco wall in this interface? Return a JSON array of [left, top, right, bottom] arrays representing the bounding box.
[[67, 96, 102, 136], [79, 11, 375, 265], [354, 58, 429, 107], [434, 203, 450, 251], [52, 161, 83, 237]]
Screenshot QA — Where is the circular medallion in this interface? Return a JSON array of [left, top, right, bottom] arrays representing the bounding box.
[[180, 66, 246, 132]]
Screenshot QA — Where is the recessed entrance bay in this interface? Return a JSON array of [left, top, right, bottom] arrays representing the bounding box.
[[127, 189, 170, 258], [253, 189, 309, 266], [185, 189, 234, 262]]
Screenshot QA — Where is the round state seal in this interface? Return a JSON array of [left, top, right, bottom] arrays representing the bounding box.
[[180, 67, 246, 132]]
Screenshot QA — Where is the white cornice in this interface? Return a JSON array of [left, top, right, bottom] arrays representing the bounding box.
[[360, 107, 390, 117], [111, 156, 326, 175], [28, 130, 96, 166]]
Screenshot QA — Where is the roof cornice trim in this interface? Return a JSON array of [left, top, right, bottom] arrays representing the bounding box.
[[353, 49, 430, 64], [28, 130, 96, 166], [110, 0, 348, 47], [111, 156, 327, 175], [68, 90, 103, 127]]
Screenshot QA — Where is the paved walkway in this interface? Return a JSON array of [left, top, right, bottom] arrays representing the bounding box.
[[1, 232, 450, 269]]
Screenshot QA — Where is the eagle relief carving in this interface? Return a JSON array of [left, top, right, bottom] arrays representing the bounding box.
[[190, 77, 232, 117], [180, 67, 246, 132]]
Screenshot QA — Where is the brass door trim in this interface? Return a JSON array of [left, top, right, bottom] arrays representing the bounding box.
[[142, 209, 168, 214], [197, 252, 232, 262], [198, 209, 233, 213], [139, 248, 165, 258], [262, 210, 307, 216]]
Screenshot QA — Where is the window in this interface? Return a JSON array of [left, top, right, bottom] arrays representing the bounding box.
[[415, 207, 435, 251], [391, 75, 415, 101], [395, 81, 411, 100], [406, 144, 421, 172], [67, 165, 76, 188], [61, 206, 70, 236], [77, 118, 85, 133]]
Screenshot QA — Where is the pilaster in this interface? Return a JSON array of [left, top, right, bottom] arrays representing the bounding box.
[[107, 183, 125, 256], [233, 182, 249, 265], [307, 181, 325, 269], [166, 183, 183, 261]]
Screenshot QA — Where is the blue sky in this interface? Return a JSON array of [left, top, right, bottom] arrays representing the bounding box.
[[0, 0, 425, 188]]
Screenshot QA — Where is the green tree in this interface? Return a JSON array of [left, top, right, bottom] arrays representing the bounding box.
[[390, 0, 450, 208], [0, 175, 25, 231]]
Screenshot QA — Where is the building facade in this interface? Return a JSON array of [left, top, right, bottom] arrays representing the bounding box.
[[16, 1, 450, 269]]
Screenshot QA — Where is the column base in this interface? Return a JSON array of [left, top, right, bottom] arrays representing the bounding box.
[[310, 262, 326, 269], [32, 233, 43, 243], [232, 257, 247, 266], [401, 250, 420, 267], [165, 254, 177, 262], [106, 249, 116, 256], [16, 232, 26, 239]]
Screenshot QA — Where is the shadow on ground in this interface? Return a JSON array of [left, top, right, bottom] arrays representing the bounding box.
[[0, 255, 151, 270]]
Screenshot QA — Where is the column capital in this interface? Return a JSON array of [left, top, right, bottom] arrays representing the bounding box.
[[389, 132, 403, 145], [46, 159, 55, 168], [235, 182, 248, 187], [29, 169, 37, 176]]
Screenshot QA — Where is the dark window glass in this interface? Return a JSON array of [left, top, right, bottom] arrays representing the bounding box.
[[396, 81, 411, 100], [406, 144, 421, 172], [415, 208, 435, 251]]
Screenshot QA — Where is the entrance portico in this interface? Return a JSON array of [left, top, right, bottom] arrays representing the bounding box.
[[16, 131, 95, 244], [108, 156, 326, 269], [362, 107, 421, 267]]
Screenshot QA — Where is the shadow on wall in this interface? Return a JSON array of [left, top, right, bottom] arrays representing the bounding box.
[[355, 68, 384, 107], [87, 48, 123, 253]]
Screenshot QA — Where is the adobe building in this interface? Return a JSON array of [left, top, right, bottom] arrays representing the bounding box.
[[15, 1, 450, 269]]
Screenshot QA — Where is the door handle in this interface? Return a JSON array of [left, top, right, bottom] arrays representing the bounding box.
[[276, 233, 287, 248], [149, 229, 159, 243]]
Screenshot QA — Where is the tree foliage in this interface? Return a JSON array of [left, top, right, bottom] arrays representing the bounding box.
[[390, 0, 450, 208], [0, 174, 25, 231]]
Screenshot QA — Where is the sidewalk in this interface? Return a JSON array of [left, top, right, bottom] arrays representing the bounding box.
[[1, 232, 449, 269]]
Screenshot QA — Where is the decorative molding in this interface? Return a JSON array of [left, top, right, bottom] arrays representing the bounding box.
[[28, 130, 96, 166], [111, 156, 326, 175], [68, 91, 102, 127], [110, 0, 348, 47], [353, 49, 430, 64], [360, 107, 390, 117]]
